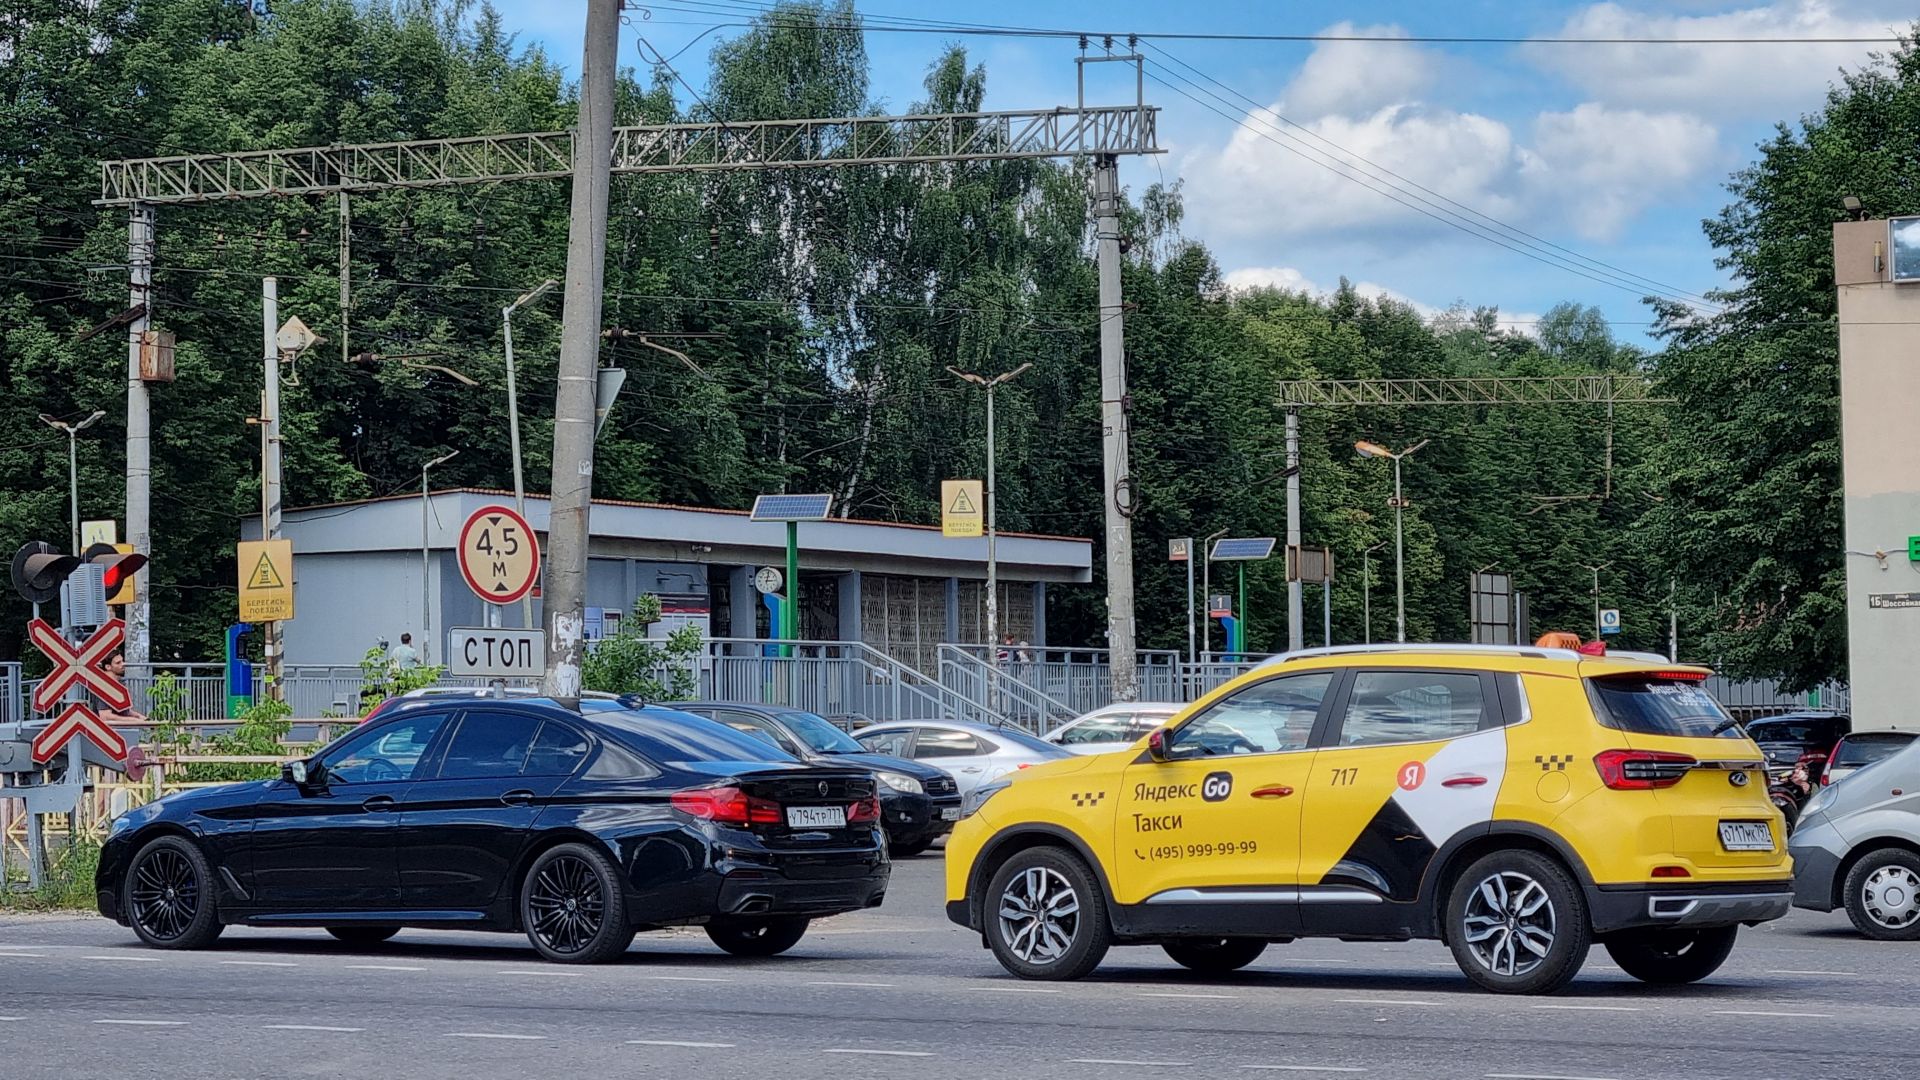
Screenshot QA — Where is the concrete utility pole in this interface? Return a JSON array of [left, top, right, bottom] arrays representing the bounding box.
[[125, 203, 154, 674], [1285, 409, 1302, 652], [504, 279, 557, 631], [542, 0, 618, 705], [1093, 156, 1138, 702]]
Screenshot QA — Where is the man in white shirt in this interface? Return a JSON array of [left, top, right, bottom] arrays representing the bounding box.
[[388, 633, 419, 669]]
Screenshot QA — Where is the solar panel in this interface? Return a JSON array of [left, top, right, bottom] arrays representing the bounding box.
[[1210, 537, 1277, 561], [750, 493, 834, 521]]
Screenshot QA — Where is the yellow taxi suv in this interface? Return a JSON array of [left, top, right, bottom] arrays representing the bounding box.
[[945, 644, 1791, 994]]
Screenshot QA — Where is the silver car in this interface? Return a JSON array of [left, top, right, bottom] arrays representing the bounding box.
[[1789, 733, 1920, 939], [1040, 702, 1183, 755], [851, 719, 1071, 799]]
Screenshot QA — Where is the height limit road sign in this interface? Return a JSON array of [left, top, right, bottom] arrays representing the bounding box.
[[237, 539, 295, 621], [941, 479, 983, 538], [459, 505, 540, 604]]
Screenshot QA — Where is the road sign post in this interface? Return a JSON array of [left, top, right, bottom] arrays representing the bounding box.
[[941, 480, 983, 538], [457, 505, 541, 605], [1599, 608, 1622, 636], [447, 627, 547, 680], [237, 539, 295, 622]]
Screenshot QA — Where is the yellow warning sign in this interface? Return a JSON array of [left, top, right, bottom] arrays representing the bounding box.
[[237, 539, 295, 622], [942, 479, 984, 538]]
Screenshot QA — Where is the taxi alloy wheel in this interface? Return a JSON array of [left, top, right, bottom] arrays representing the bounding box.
[[125, 835, 224, 950], [1844, 848, 1920, 941], [986, 847, 1111, 981], [1446, 849, 1590, 995]]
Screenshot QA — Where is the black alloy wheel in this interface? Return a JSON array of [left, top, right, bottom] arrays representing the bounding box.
[[125, 836, 224, 950], [521, 843, 635, 964]]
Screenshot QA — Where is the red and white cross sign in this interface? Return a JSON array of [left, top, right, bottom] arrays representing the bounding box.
[[29, 617, 130, 713], [32, 702, 128, 765]]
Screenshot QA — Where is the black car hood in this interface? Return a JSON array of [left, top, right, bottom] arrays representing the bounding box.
[[804, 750, 949, 781]]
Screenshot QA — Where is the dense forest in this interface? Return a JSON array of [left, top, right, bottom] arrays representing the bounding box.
[[2, 0, 1906, 688]]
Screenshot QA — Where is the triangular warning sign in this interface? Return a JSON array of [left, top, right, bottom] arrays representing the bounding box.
[[948, 487, 978, 515], [248, 552, 286, 589]]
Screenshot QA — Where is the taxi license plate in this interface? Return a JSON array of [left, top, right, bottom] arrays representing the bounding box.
[[940, 806, 962, 821], [1719, 821, 1774, 851], [786, 806, 846, 829]]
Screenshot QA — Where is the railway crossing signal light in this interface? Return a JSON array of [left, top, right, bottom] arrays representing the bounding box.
[[10, 542, 80, 604], [82, 542, 147, 605]]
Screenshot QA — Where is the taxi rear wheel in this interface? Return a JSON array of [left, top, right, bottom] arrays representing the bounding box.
[[985, 847, 1111, 981], [1162, 937, 1268, 974], [1602, 926, 1737, 984], [1445, 849, 1590, 995]]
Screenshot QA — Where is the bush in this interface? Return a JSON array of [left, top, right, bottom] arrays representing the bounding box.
[[0, 837, 99, 911], [356, 646, 445, 712], [580, 597, 702, 701]]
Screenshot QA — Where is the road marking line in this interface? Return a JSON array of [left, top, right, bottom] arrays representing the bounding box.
[[1289, 958, 1354, 964], [346, 964, 425, 971], [1239, 1068, 1367, 1074], [806, 980, 896, 988], [264, 1025, 365, 1033], [1531, 1004, 1641, 1012], [0, 1017, 24, 1022], [971, 985, 1061, 993], [648, 975, 731, 983], [95, 1019, 188, 1027], [83, 955, 162, 963], [1336, 998, 1442, 1007], [1069, 1059, 1192, 1067], [1765, 969, 1855, 976], [446, 1032, 546, 1040], [222, 960, 298, 968], [627, 1040, 736, 1048], [0, 953, 48, 959], [495, 969, 585, 977], [823, 1049, 935, 1057], [1712, 1010, 1835, 1018], [1486, 1073, 1621, 1080], [1139, 992, 1240, 999]]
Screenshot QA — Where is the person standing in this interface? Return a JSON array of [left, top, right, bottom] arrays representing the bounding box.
[[389, 633, 419, 669]]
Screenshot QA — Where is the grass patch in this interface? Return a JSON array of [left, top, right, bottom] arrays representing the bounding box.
[[1, 839, 100, 912]]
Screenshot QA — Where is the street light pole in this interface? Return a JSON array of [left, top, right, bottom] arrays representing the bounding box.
[[38, 411, 106, 552], [503, 279, 557, 630], [1200, 527, 1227, 656], [948, 363, 1032, 668], [1355, 438, 1429, 644], [421, 450, 459, 663], [1362, 540, 1388, 644], [1585, 561, 1614, 641]]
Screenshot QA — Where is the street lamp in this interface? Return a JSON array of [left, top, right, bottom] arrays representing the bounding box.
[[421, 449, 460, 662], [947, 363, 1033, 666], [1362, 539, 1390, 644], [1355, 438, 1430, 643], [504, 279, 557, 628], [1199, 526, 1228, 655], [1584, 561, 1614, 642], [39, 411, 107, 553]]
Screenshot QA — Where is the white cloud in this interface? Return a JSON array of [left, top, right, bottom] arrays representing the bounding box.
[[1279, 22, 1437, 120], [1535, 1, 1903, 115], [1527, 104, 1720, 237], [1220, 265, 1546, 333]]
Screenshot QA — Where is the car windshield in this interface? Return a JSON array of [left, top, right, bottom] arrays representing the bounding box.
[[1833, 733, 1916, 767], [589, 706, 800, 766], [1747, 718, 1845, 743], [1588, 675, 1743, 739], [1059, 712, 1175, 744], [778, 711, 867, 754]]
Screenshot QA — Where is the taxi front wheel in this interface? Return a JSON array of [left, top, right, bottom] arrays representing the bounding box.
[[985, 847, 1111, 981], [1445, 849, 1591, 995]]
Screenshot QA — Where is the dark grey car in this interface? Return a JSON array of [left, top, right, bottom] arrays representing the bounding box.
[[1789, 733, 1920, 939]]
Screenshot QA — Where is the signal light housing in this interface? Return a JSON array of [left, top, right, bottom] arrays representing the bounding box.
[[11, 542, 80, 604], [82, 542, 146, 605], [1594, 749, 1696, 790]]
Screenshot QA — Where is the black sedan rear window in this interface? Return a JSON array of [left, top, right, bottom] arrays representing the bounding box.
[[1588, 675, 1742, 739], [589, 706, 800, 766]]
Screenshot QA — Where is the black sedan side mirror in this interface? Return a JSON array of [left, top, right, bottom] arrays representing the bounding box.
[[283, 760, 314, 788]]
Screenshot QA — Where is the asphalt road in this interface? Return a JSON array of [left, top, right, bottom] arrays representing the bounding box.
[[1, 851, 1913, 1080]]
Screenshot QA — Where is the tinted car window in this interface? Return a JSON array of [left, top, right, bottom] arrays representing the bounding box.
[[1059, 714, 1173, 745], [1746, 717, 1847, 745], [591, 707, 801, 766], [1589, 675, 1741, 739], [438, 713, 542, 779], [1833, 733, 1916, 767], [855, 728, 914, 757], [777, 711, 866, 754], [1338, 672, 1488, 747], [526, 721, 591, 776], [916, 730, 985, 758], [1175, 672, 1333, 755], [712, 711, 802, 755], [324, 713, 449, 784]]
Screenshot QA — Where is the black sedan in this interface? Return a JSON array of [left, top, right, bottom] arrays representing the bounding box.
[[97, 697, 889, 963], [670, 702, 962, 856]]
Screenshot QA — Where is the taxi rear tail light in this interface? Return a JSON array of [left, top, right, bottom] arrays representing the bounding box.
[[1594, 749, 1696, 790]]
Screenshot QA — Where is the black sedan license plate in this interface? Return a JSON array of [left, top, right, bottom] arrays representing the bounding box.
[[786, 805, 847, 829], [1719, 820, 1773, 851]]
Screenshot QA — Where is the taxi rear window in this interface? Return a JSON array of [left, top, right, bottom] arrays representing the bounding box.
[[1587, 675, 1741, 739]]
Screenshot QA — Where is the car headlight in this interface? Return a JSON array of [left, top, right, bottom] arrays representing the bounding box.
[[963, 779, 1012, 818], [874, 771, 923, 795], [108, 813, 134, 835], [1801, 783, 1838, 818]]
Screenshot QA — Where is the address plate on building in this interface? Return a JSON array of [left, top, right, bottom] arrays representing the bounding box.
[[447, 627, 545, 679], [1869, 593, 1920, 610]]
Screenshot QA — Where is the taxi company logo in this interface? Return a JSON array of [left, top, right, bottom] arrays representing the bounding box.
[[1535, 754, 1573, 772], [1070, 791, 1106, 808], [1201, 772, 1233, 802], [1133, 782, 1198, 802], [1132, 813, 1183, 832]]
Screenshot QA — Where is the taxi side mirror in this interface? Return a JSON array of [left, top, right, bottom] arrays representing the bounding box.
[[1147, 728, 1171, 763]]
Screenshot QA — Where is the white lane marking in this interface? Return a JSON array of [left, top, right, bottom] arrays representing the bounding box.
[[648, 975, 731, 983], [806, 980, 895, 988], [1070, 1059, 1192, 1067], [95, 1019, 188, 1027], [1139, 992, 1240, 1000], [1336, 998, 1443, 1007], [1289, 958, 1354, 964], [346, 964, 425, 972], [971, 985, 1061, 993], [83, 955, 162, 963], [627, 1040, 737, 1048], [1765, 969, 1855, 976], [0, 954, 48, 959], [495, 969, 585, 977], [1712, 1010, 1836, 1019], [1239, 1068, 1367, 1074], [222, 960, 298, 968], [0, 1017, 24, 1022], [823, 1049, 935, 1057], [446, 1032, 546, 1041], [1531, 1004, 1641, 1012], [264, 1025, 365, 1033], [1486, 1073, 1622, 1080]]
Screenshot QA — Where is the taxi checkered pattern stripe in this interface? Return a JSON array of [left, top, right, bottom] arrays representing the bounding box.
[[1535, 754, 1573, 771], [1071, 791, 1105, 807]]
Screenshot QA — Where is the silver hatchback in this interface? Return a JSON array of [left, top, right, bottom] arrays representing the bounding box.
[[1789, 734, 1920, 939]]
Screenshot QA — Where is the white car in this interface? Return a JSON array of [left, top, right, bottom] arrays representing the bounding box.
[[1040, 702, 1184, 755], [851, 719, 1071, 799]]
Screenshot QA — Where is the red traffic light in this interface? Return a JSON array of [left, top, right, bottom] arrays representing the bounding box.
[[82, 542, 147, 599]]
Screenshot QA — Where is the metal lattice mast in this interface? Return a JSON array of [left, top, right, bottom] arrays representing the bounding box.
[[1275, 375, 1672, 409]]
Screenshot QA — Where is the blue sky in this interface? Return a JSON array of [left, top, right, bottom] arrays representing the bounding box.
[[486, 1, 1913, 342]]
